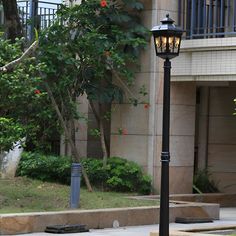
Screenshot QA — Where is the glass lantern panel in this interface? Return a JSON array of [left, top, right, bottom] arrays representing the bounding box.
[[155, 36, 161, 51], [161, 36, 167, 53], [168, 36, 174, 52], [174, 36, 181, 54], [174, 36, 180, 49]]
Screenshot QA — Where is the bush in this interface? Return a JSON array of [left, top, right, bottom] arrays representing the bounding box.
[[193, 168, 219, 193], [17, 152, 71, 184], [80, 158, 110, 188], [17, 153, 152, 194], [81, 157, 152, 194]]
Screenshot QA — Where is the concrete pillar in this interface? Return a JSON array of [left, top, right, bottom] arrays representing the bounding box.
[[75, 95, 89, 157], [110, 0, 159, 181], [60, 95, 88, 157], [153, 82, 196, 194]]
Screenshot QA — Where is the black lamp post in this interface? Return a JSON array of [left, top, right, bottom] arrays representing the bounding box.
[[151, 14, 183, 236]]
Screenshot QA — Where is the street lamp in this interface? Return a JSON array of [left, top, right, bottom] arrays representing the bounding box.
[[151, 14, 183, 236]]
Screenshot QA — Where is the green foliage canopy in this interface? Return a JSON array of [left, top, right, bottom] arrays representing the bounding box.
[[0, 0, 149, 153], [37, 0, 149, 117], [0, 38, 60, 152], [0, 117, 25, 152]]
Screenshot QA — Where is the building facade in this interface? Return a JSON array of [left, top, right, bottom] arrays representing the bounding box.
[[63, 0, 236, 194], [110, 0, 236, 194]]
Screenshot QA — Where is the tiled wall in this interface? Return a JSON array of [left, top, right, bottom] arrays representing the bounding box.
[[172, 37, 236, 81]]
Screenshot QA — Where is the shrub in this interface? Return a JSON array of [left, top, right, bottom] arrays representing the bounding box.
[[193, 168, 219, 193], [80, 158, 110, 188], [81, 157, 152, 194], [17, 153, 152, 194], [17, 152, 71, 184]]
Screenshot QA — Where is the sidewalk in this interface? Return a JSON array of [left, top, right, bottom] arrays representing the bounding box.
[[21, 208, 236, 236]]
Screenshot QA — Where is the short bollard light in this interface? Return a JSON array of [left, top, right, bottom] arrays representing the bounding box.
[[70, 163, 82, 209]]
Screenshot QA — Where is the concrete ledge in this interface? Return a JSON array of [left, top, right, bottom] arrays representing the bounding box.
[[150, 223, 236, 236], [169, 193, 236, 207], [134, 193, 236, 207], [150, 230, 220, 236], [0, 202, 219, 235]]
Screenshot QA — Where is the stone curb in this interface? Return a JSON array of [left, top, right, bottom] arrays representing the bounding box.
[[0, 201, 219, 235]]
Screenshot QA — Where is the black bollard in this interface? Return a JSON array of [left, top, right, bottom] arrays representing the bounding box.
[[70, 163, 81, 208]]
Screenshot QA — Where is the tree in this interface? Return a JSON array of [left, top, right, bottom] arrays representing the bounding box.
[[38, 0, 149, 166], [0, 117, 25, 153], [1, 0, 23, 42], [0, 38, 60, 153], [0, 0, 149, 190]]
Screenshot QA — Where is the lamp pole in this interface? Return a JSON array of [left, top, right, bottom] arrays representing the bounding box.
[[151, 14, 183, 236], [159, 57, 171, 236]]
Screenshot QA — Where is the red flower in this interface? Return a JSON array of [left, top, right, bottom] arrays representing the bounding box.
[[122, 128, 128, 135], [34, 89, 41, 95], [100, 0, 107, 7], [118, 128, 128, 135], [144, 103, 150, 109]]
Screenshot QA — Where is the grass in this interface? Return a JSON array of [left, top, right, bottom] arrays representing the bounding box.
[[0, 177, 158, 214]]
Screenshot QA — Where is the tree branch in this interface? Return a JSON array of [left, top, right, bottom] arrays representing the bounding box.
[[0, 40, 38, 72], [112, 70, 138, 100]]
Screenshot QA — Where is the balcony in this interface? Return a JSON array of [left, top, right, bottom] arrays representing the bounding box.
[[0, 0, 61, 39], [178, 0, 236, 39]]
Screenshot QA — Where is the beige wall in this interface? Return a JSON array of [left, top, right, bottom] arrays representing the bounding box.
[[60, 95, 89, 157], [111, 0, 196, 193], [172, 36, 236, 193], [153, 82, 196, 193], [62, 0, 236, 194], [207, 84, 236, 193], [172, 37, 236, 81]]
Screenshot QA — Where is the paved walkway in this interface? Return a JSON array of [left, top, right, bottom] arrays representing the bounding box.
[[17, 208, 236, 236]]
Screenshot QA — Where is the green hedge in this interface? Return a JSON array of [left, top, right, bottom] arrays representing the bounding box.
[[16, 152, 71, 184], [17, 152, 152, 194]]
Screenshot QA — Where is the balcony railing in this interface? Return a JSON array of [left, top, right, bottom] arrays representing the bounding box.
[[178, 0, 236, 39], [0, 0, 61, 40], [18, 0, 61, 39]]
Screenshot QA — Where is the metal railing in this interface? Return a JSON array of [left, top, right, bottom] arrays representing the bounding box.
[[0, 0, 61, 39], [18, 0, 61, 39], [178, 0, 236, 39]]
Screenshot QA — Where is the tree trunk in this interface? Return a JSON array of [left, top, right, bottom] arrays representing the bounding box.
[[44, 82, 93, 192], [2, 0, 23, 42], [89, 101, 109, 167], [98, 103, 109, 167]]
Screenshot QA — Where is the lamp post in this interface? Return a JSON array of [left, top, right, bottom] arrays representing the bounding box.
[[151, 14, 183, 236]]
